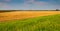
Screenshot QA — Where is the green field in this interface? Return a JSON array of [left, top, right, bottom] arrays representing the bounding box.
[[0, 14, 60, 31]]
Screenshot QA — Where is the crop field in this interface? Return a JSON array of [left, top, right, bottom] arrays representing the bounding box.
[[0, 11, 60, 21], [0, 14, 60, 31], [0, 11, 60, 31]]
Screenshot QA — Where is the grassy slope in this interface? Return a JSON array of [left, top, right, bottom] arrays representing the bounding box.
[[0, 14, 60, 31]]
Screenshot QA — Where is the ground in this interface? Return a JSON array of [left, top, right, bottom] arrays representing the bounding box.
[[0, 11, 60, 21], [0, 11, 60, 31]]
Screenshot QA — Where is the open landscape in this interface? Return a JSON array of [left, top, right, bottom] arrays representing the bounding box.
[[0, 0, 60, 31], [0, 10, 60, 31], [0, 11, 60, 21]]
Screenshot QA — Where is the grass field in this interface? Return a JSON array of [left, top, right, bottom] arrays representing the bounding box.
[[0, 11, 60, 21], [0, 14, 60, 31]]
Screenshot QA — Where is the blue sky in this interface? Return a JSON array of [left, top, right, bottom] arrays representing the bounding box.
[[0, 0, 60, 10]]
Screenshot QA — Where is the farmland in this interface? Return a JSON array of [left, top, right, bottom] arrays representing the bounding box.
[[0, 11, 60, 31], [0, 11, 60, 21], [0, 14, 60, 31]]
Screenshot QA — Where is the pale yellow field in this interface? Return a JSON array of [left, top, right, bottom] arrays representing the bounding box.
[[0, 11, 60, 21]]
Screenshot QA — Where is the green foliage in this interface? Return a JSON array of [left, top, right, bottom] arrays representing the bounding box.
[[0, 14, 60, 31]]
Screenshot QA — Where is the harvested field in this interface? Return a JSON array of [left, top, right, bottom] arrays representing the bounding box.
[[0, 11, 60, 21]]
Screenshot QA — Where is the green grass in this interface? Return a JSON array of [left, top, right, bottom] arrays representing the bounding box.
[[0, 14, 60, 31]]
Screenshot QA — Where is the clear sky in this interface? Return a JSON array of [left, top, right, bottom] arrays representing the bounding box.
[[0, 0, 60, 10]]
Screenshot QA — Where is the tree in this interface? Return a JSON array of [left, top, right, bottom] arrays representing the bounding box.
[[56, 9, 59, 11]]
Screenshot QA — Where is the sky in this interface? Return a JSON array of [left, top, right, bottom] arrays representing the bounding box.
[[0, 0, 60, 10]]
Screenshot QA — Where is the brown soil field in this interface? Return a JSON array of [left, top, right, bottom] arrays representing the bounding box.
[[0, 11, 60, 21]]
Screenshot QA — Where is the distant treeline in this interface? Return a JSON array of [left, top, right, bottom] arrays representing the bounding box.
[[0, 10, 17, 13], [0, 10, 60, 13]]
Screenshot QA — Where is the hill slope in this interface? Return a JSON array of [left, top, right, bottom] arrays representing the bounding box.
[[0, 14, 60, 31]]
